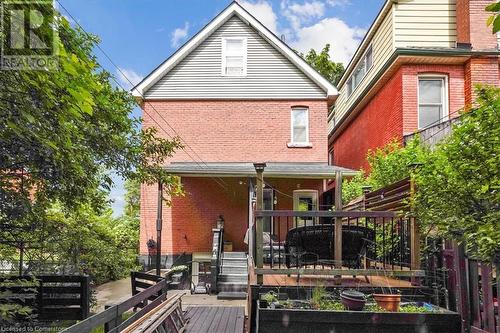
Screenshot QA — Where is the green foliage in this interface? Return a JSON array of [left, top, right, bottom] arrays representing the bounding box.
[[348, 86, 499, 260], [0, 277, 39, 323], [0, 1, 182, 237], [261, 291, 278, 304], [486, 2, 500, 34], [302, 44, 345, 85], [342, 172, 369, 205], [0, 1, 183, 282], [367, 137, 429, 189], [415, 86, 500, 260], [310, 284, 327, 309]]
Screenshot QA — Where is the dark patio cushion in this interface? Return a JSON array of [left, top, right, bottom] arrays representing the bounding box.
[[284, 224, 375, 268]]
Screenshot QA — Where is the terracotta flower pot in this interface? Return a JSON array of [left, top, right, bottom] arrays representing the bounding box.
[[373, 294, 401, 312]]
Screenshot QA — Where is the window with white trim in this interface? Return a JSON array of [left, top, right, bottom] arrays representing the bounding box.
[[418, 76, 448, 129], [221, 37, 246, 76], [291, 108, 309, 145], [346, 44, 373, 97]]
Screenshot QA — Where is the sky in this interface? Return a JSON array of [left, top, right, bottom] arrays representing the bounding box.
[[58, 0, 384, 216]]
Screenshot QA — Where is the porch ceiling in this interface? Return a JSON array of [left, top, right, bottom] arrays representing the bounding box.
[[164, 162, 357, 178]]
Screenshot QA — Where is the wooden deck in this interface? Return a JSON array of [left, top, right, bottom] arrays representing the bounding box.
[[259, 274, 413, 288], [185, 306, 245, 333]]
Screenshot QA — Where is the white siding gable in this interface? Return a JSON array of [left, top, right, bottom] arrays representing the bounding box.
[[145, 15, 326, 99]]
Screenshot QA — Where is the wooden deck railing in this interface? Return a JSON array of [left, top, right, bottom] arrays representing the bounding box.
[[253, 210, 423, 280], [61, 273, 169, 333]]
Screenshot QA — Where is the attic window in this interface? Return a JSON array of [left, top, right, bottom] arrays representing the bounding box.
[[222, 37, 247, 76]]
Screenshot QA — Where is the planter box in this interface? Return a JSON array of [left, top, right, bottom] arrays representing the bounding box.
[[257, 304, 461, 333]]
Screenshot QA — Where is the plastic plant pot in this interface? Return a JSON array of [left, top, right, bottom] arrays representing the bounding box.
[[340, 290, 366, 311]]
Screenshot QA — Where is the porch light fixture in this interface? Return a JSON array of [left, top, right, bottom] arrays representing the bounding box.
[[216, 215, 225, 229], [253, 162, 267, 173]]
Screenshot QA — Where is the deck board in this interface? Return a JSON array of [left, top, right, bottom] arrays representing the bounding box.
[[185, 306, 244, 333], [258, 274, 413, 288]]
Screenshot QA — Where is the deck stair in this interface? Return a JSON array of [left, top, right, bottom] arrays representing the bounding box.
[[217, 252, 248, 300]]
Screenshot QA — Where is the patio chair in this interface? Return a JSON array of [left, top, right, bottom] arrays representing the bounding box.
[[262, 232, 285, 264], [284, 224, 375, 269]]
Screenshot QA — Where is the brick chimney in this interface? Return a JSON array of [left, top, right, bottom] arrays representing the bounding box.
[[456, 0, 497, 50]]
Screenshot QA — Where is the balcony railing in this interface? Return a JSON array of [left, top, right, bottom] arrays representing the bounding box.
[[253, 210, 423, 279], [404, 117, 460, 146]]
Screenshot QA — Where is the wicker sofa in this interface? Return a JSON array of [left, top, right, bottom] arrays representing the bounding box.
[[284, 224, 375, 268]]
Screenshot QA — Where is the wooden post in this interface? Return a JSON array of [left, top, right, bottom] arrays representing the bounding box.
[[480, 263, 495, 333], [409, 176, 421, 285], [156, 182, 163, 277], [254, 163, 266, 285], [496, 261, 500, 333], [81, 275, 90, 319], [334, 171, 343, 282], [453, 241, 470, 332]]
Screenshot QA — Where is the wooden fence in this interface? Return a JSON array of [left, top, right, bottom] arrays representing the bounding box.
[[344, 177, 411, 213], [0, 275, 90, 321], [445, 242, 499, 333]]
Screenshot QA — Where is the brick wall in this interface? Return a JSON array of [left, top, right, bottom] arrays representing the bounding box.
[[141, 100, 329, 163], [140, 99, 330, 256], [332, 64, 469, 171], [139, 177, 324, 255], [402, 64, 465, 135], [465, 57, 500, 106], [456, 0, 497, 50], [332, 68, 404, 171]]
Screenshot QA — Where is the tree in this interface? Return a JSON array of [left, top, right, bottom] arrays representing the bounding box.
[[415, 86, 500, 260], [486, 2, 500, 34], [0, 1, 183, 279], [0, 1, 182, 233], [344, 86, 500, 260], [302, 44, 345, 85]]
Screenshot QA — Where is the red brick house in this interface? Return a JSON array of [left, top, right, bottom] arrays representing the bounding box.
[[133, 2, 353, 270], [328, 0, 500, 171]]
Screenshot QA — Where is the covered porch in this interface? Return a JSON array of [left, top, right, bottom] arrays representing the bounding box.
[[164, 162, 355, 255]]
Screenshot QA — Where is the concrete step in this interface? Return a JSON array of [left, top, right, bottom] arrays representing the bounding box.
[[217, 291, 247, 300], [222, 252, 247, 259], [218, 274, 248, 283], [217, 281, 248, 293], [221, 266, 248, 274], [222, 258, 247, 266]]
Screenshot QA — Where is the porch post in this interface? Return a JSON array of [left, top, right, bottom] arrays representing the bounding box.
[[334, 171, 343, 272], [409, 166, 421, 285], [254, 163, 266, 285], [156, 181, 163, 276]]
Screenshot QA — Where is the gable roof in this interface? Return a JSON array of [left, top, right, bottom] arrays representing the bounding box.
[[132, 1, 338, 99]]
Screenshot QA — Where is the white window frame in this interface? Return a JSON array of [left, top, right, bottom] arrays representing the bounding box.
[[221, 37, 247, 77], [289, 107, 310, 147], [417, 74, 448, 130], [346, 44, 373, 97], [293, 190, 319, 226]]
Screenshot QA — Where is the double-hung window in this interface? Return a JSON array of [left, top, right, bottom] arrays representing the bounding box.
[[291, 107, 309, 145], [221, 37, 247, 76], [418, 76, 448, 129]]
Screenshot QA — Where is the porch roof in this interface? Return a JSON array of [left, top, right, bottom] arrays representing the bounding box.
[[165, 162, 357, 179]]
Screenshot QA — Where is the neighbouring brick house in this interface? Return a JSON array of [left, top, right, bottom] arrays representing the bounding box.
[[328, 0, 500, 172], [133, 2, 354, 268]]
